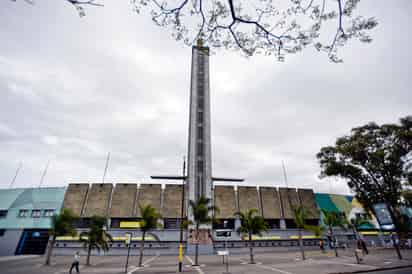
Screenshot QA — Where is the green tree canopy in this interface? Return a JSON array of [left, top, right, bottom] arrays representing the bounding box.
[[317, 116, 412, 213]]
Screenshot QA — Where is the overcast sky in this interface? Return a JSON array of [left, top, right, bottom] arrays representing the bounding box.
[[0, 1, 411, 194]]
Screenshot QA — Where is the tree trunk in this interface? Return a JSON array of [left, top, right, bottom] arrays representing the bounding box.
[[86, 245, 91, 265], [194, 224, 199, 266], [390, 207, 403, 260], [249, 233, 255, 264], [298, 228, 305, 260], [44, 235, 55, 265], [138, 231, 146, 267], [330, 227, 338, 257]]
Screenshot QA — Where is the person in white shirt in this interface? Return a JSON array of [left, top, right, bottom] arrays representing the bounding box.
[[69, 251, 80, 273]]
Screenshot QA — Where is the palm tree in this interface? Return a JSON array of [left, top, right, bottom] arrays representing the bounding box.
[[45, 209, 78, 265], [349, 215, 373, 240], [235, 208, 268, 264], [189, 195, 219, 266], [292, 205, 323, 260], [138, 204, 162, 267], [322, 209, 347, 257], [79, 216, 113, 265]]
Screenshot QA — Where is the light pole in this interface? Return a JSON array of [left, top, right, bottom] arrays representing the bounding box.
[[178, 157, 186, 272], [124, 232, 132, 273]]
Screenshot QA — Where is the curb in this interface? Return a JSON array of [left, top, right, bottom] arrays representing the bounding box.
[[331, 264, 412, 274]]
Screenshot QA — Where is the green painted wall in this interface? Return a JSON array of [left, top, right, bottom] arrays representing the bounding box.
[[0, 187, 66, 229]]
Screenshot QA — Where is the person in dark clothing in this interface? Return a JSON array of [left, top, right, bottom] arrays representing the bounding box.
[[69, 251, 80, 273], [360, 239, 369, 255]]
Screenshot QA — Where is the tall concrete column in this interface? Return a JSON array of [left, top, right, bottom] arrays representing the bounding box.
[[187, 43, 213, 226]]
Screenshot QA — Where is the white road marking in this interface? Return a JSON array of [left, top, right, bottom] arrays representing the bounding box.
[[255, 264, 294, 274], [185, 255, 205, 274], [302, 258, 375, 268], [127, 254, 159, 274], [238, 258, 292, 274]]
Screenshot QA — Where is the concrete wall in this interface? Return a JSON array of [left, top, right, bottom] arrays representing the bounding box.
[[237, 187, 260, 214], [135, 184, 161, 217], [109, 184, 137, 217], [298, 189, 320, 219], [0, 229, 22, 256], [62, 184, 89, 216], [162, 185, 184, 218], [214, 186, 236, 219], [260, 187, 282, 219], [83, 184, 113, 217], [279, 188, 300, 219]]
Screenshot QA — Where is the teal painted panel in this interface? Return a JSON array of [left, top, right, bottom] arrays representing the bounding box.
[[0, 187, 66, 229], [315, 193, 339, 212], [0, 188, 25, 209]]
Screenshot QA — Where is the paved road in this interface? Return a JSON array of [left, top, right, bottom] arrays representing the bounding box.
[[0, 248, 411, 274], [363, 267, 412, 274]]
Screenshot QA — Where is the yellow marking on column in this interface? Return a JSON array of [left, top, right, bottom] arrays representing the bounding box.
[[178, 243, 183, 262]]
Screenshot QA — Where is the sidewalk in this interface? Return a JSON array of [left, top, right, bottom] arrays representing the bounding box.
[[254, 248, 412, 274], [0, 255, 40, 262]]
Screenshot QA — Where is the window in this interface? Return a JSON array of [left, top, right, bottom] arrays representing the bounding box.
[[0, 210, 7, 218], [43, 209, 55, 217], [18, 209, 29, 218], [0, 229, 5, 237], [31, 210, 41, 218]]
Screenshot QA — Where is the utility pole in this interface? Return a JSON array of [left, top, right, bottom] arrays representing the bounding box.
[[9, 162, 22, 188], [150, 157, 188, 272], [102, 152, 111, 184], [39, 160, 50, 188], [178, 156, 186, 272]]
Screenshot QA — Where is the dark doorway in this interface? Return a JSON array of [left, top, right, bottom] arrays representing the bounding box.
[[15, 229, 49, 255]]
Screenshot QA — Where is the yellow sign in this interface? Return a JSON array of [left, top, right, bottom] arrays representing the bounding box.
[[120, 221, 141, 228], [289, 235, 320, 239], [360, 231, 379, 236], [242, 235, 281, 240]]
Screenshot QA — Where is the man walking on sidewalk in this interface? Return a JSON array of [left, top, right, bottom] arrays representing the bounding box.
[[69, 251, 80, 273]]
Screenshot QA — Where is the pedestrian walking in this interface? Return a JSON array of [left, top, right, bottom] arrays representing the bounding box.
[[69, 251, 80, 274], [360, 239, 369, 255], [355, 239, 364, 263], [319, 239, 326, 253]]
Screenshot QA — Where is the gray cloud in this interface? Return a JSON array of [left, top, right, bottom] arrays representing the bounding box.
[[0, 0, 411, 195]]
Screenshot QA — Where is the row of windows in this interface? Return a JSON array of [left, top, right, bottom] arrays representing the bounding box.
[[17, 209, 55, 218]]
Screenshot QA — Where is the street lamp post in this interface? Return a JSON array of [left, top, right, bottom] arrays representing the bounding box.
[[124, 232, 132, 273], [178, 157, 186, 272]]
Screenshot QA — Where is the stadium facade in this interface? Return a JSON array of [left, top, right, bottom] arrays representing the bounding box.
[[0, 184, 395, 256]]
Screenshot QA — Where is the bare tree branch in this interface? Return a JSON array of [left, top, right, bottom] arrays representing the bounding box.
[[15, 0, 378, 62]]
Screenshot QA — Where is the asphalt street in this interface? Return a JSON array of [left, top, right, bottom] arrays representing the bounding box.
[[0, 248, 411, 274]]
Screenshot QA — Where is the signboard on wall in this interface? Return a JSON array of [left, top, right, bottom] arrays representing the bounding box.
[[372, 203, 395, 230]]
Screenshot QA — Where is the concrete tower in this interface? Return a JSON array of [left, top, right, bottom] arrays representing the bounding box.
[[187, 41, 213, 206]]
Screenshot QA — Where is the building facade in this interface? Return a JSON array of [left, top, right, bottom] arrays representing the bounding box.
[[0, 187, 66, 256]]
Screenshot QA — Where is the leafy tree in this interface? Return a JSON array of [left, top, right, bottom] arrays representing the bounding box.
[[79, 216, 113, 266], [137, 204, 162, 267], [321, 209, 347, 257], [45, 209, 78, 265], [292, 205, 322, 260], [235, 208, 268, 264], [17, 0, 377, 62], [189, 195, 218, 266], [317, 116, 412, 233]]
